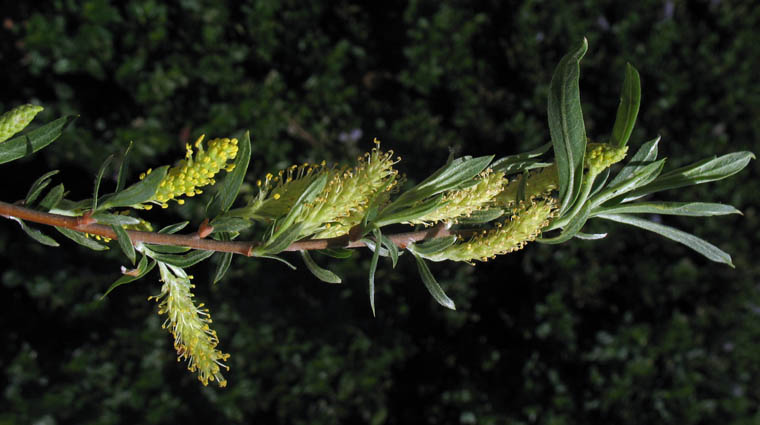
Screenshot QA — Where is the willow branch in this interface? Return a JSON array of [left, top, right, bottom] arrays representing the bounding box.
[[0, 200, 459, 256]]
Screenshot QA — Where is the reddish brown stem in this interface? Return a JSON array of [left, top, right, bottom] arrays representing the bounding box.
[[0, 201, 460, 256]]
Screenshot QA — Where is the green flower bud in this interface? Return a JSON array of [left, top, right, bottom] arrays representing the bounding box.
[[0, 104, 44, 143], [585, 142, 628, 175]]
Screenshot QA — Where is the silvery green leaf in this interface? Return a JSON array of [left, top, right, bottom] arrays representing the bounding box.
[[147, 249, 214, 268], [379, 232, 399, 268], [625, 151, 754, 199], [610, 63, 641, 148], [25, 170, 59, 206], [574, 232, 607, 240], [111, 224, 136, 265], [608, 136, 660, 187], [316, 248, 354, 259], [300, 250, 342, 284], [409, 235, 457, 258], [597, 213, 733, 267], [99, 165, 168, 209], [158, 221, 189, 234], [411, 251, 456, 310], [145, 244, 191, 254], [491, 142, 552, 175], [591, 159, 666, 207], [213, 232, 234, 285], [90, 212, 141, 226], [455, 208, 504, 225], [539, 201, 591, 245], [210, 216, 251, 233], [55, 227, 108, 251], [115, 141, 133, 192], [593, 202, 741, 217], [101, 255, 155, 299], [38, 184, 65, 211], [0, 115, 77, 165], [547, 38, 588, 216], [368, 228, 382, 316], [92, 154, 114, 211], [12, 218, 59, 247]]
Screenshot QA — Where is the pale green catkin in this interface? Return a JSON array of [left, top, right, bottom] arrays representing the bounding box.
[[407, 169, 506, 225], [585, 143, 628, 175], [494, 164, 558, 208], [428, 198, 557, 263], [0, 104, 44, 143]]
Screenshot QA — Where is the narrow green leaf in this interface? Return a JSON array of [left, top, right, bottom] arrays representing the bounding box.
[[455, 208, 505, 225], [102, 256, 155, 299], [315, 248, 354, 259], [547, 38, 588, 216], [212, 232, 234, 284], [12, 218, 59, 247], [259, 254, 297, 270], [258, 222, 304, 255], [574, 232, 607, 240], [591, 159, 666, 207], [593, 202, 741, 217], [92, 154, 114, 211], [147, 249, 214, 268], [144, 244, 191, 254], [158, 221, 189, 234], [368, 229, 385, 316], [373, 195, 445, 227], [300, 250, 342, 284], [208, 131, 252, 216], [611, 63, 641, 148], [209, 216, 251, 233], [409, 235, 457, 258], [90, 212, 141, 226], [37, 183, 65, 211], [0, 115, 77, 164], [491, 142, 552, 173], [25, 170, 59, 205], [411, 251, 456, 310], [116, 141, 133, 192], [597, 213, 733, 267], [98, 165, 168, 209], [608, 136, 660, 187], [379, 232, 399, 268], [55, 227, 108, 251], [539, 201, 592, 245], [626, 151, 754, 199], [111, 225, 136, 265]]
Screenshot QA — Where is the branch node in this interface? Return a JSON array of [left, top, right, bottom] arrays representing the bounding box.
[[197, 218, 213, 239]]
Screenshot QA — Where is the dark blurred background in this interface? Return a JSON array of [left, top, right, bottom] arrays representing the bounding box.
[[0, 1, 758, 424]]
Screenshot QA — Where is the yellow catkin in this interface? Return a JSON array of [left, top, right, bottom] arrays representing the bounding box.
[[408, 169, 506, 225], [140, 135, 238, 208], [494, 164, 558, 208], [430, 198, 557, 263], [247, 139, 399, 238], [150, 263, 230, 387], [585, 143, 628, 175]]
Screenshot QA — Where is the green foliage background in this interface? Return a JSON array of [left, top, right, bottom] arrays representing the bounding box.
[[1, 1, 758, 423]]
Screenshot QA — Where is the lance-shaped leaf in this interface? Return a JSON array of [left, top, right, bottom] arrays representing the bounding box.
[[115, 141, 133, 192], [547, 38, 588, 216], [90, 212, 141, 226], [146, 249, 214, 268], [92, 154, 114, 211], [111, 224, 136, 265], [624, 151, 754, 200], [491, 142, 552, 175], [38, 184, 65, 211], [539, 201, 592, 245], [25, 170, 59, 206], [11, 217, 59, 247], [213, 232, 234, 285], [368, 228, 382, 316], [408, 235, 457, 260], [411, 251, 456, 310], [593, 202, 741, 217], [101, 255, 155, 299], [55, 227, 108, 251], [158, 221, 189, 234], [608, 136, 660, 187], [0, 115, 77, 164], [300, 250, 342, 284], [597, 213, 733, 267], [590, 159, 666, 207], [610, 63, 641, 148], [316, 248, 354, 259], [98, 165, 168, 210]]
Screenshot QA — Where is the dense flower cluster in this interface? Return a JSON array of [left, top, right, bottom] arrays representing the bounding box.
[[408, 169, 506, 225], [140, 135, 238, 209], [150, 263, 230, 387], [585, 143, 628, 175]]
